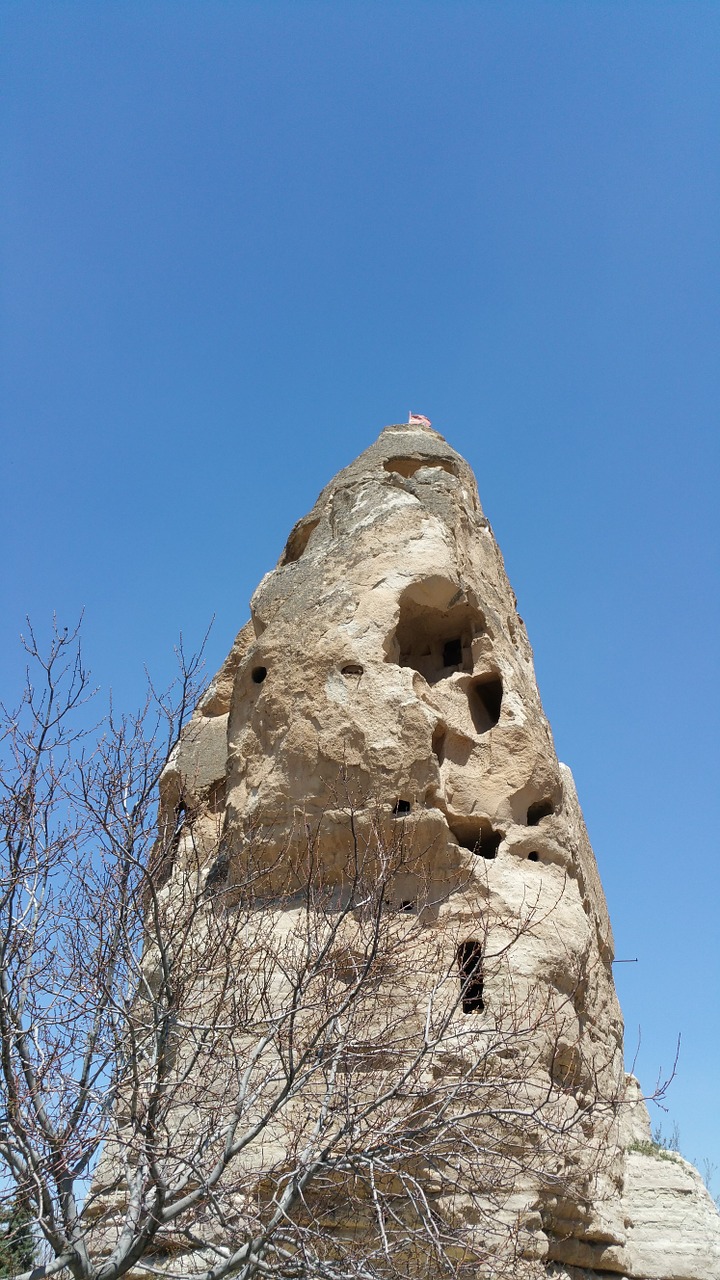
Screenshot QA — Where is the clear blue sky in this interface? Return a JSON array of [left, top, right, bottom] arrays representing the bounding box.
[[2, 1, 718, 1180]]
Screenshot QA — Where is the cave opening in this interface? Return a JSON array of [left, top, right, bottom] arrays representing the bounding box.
[[457, 940, 484, 1013], [442, 637, 463, 668], [527, 799, 554, 825], [470, 675, 503, 733], [387, 578, 486, 685], [449, 818, 504, 860]]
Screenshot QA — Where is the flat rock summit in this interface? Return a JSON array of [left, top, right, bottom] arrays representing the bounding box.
[[105, 420, 720, 1279]]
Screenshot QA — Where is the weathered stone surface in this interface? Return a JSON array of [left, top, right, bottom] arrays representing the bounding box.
[[163, 713, 228, 805], [125, 420, 719, 1277], [623, 1148, 720, 1278]]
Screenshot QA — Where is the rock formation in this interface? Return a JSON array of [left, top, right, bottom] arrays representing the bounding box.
[[100, 420, 720, 1279]]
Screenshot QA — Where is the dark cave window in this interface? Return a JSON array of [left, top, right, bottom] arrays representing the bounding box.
[[251, 666, 267, 684], [457, 940, 484, 1013], [442, 637, 463, 668], [393, 799, 411, 816], [450, 822, 504, 860], [527, 800, 554, 826], [470, 675, 503, 732], [474, 828, 503, 860]]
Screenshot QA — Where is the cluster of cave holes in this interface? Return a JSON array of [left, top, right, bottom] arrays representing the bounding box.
[[390, 580, 503, 731], [392, 799, 538, 867], [524, 799, 554, 864], [398, 615, 479, 681], [391, 580, 486, 684], [450, 815, 543, 865], [395, 797, 543, 866]]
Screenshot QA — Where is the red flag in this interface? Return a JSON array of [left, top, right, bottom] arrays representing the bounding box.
[[408, 412, 432, 427]]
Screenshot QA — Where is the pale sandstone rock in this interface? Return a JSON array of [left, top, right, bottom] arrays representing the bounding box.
[[623, 1148, 720, 1279], [163, 713, 228, 806], [118, 421, 719, 1278]]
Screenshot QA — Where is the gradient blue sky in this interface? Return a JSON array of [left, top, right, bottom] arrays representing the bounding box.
[[2, 2, 719, 1180]]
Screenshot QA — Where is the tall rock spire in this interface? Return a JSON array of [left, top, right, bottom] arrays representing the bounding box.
[[123, 421, 720, 1278]]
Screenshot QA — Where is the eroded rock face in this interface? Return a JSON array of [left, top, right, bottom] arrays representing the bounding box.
[[156, 420, 720, 1278]]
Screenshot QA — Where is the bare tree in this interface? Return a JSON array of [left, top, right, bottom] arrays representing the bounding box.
[[0, 623, 635, 1280]]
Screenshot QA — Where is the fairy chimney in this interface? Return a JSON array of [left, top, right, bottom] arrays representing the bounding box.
[[137, 420, 720, 1278]]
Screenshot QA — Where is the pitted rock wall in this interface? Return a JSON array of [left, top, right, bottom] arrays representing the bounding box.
[[156, 420, 720, 1279]]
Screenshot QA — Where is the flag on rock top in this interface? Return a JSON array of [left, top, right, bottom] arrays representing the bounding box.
[[408, 412, 432, 427]]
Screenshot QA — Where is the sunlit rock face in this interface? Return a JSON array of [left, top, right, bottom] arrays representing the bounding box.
[[159, 420, 720, 1279]]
